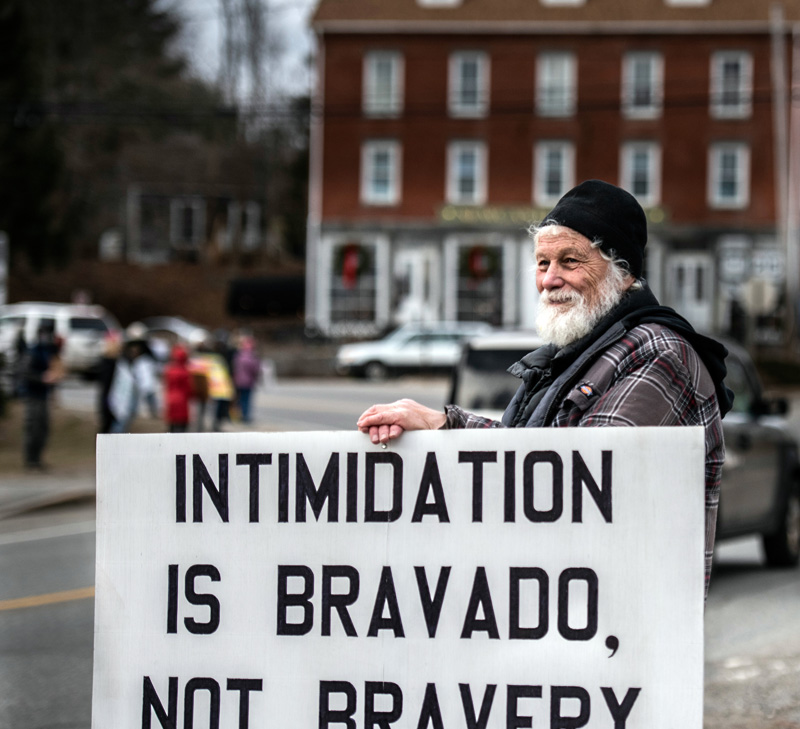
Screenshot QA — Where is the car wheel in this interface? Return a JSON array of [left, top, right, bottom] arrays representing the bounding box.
[[364, 361, 388, 381], [762, 486, 800, 567]]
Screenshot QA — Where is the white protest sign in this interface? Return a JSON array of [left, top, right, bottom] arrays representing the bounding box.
[[92, 427, 705, 729]]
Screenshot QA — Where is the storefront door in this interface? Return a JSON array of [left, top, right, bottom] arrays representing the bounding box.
[[392, 245, 442, 324], [666, 253, 714, 331]]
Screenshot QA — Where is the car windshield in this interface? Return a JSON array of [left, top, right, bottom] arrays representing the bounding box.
[[453, 347, 532, 412], [0, 316, 25, 333], [723, 354, 755, 415], [69, 317, 109, 332]]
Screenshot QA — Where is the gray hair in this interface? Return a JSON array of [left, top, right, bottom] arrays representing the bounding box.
[[529, 219, 644, 291], [595, 244, 644, 291]]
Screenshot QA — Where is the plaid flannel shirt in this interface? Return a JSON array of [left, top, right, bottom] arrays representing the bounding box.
[[443, 323, 724, 601]]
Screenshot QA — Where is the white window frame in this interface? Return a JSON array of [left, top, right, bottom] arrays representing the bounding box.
[[448, 51, 490, 118], [536, 52, 577, 117], [539, 0, 586, 5], [620, 142, 662, 207], [708, 142, 750, 209], [363, 51, 404, 118], [221, 201, 238, 251], [361, 140, 402, 206], [534, 141, 575, 206], [710, 51, 753, 119], [169, 197, 205, 249], [241, 201, 261, 250], [622, 52, 663, 119], [225, 200, 261, 250], [447, 141, 488, 205]]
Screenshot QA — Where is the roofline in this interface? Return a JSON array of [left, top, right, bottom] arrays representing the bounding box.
[[312, 19, 799, 36]]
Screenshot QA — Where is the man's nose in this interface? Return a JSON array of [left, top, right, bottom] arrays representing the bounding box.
[[540, 264, 564, 289]]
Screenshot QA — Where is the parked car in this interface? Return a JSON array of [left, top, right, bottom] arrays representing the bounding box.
[[0, 301, 121, 378], [139, 316, 212, 362], [448, 329, 544, 413], [449, 330, 800, 567], [335, 321, 493, 380], [718, 337, 800, 566]]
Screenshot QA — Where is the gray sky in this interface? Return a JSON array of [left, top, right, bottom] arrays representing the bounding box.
[[169, 0, 318, 98]]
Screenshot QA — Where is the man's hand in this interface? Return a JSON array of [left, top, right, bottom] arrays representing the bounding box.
[[357, 398, 447, 444]]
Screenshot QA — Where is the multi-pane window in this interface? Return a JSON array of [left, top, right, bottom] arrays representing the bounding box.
[[710, 51, 753, 119], [536, 52, 576, 117], [169, 197, 205, 249], [242, 202, 261, 250], [449, 52, 490, 118], [329, 239, 378, 327], [363, 51, 403, 117], [621, 142, 661, 206], [455, 242, 505, 325], [225, 201, 261, 251], [361, 141, 401, 205], [534, 141, 575, 205], [447, 142, 487, 205], [708, 142, 750, 209], [622, 52, 663, 119]]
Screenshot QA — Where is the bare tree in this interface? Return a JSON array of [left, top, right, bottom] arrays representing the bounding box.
[[243, 0, 266, 106], [218, 0, 243, 104], [218, 0, 285, 132]]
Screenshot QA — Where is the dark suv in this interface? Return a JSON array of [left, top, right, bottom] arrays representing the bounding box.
[[449, 331, 800, 567]]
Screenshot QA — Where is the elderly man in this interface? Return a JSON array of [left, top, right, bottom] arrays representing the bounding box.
[[358, 179, 733, 599]]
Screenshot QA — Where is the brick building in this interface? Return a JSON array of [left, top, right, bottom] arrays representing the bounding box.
[[306, 0, 800, 339]]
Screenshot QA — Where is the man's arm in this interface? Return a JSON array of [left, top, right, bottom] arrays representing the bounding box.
[[442, 405, 505, 430], [568, 347, 709, 428]]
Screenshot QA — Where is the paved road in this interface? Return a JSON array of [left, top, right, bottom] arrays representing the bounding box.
[[58, 373, 452, 432], [0, 503, 96, 728], [705, 537, 800, 729]]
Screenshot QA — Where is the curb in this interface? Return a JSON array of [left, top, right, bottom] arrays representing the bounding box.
[[0, 487, 97, 521]]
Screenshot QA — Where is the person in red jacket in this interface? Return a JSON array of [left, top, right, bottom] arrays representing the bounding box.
[[163, 345, 193, 433]]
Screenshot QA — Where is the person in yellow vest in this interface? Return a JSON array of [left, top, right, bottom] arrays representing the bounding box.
[[188, 341, 235, 431]]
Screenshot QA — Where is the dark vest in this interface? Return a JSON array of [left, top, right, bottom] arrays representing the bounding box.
[[501, 285, 734, 428]]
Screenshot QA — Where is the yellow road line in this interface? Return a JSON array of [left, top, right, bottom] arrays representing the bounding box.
[[0, 586, 95, 611]]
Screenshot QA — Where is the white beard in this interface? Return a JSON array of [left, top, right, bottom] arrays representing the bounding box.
[[536, 271, 628, 348]]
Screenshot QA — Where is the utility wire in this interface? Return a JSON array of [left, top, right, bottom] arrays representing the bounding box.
[[1, 85, 797, 126]]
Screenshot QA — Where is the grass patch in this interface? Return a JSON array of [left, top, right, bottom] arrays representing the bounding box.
[[0, 399, 162, 476], [0, 399, 98, 475]]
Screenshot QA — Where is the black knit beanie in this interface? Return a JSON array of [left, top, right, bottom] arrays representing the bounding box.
[[542, 179, 648, 278]]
